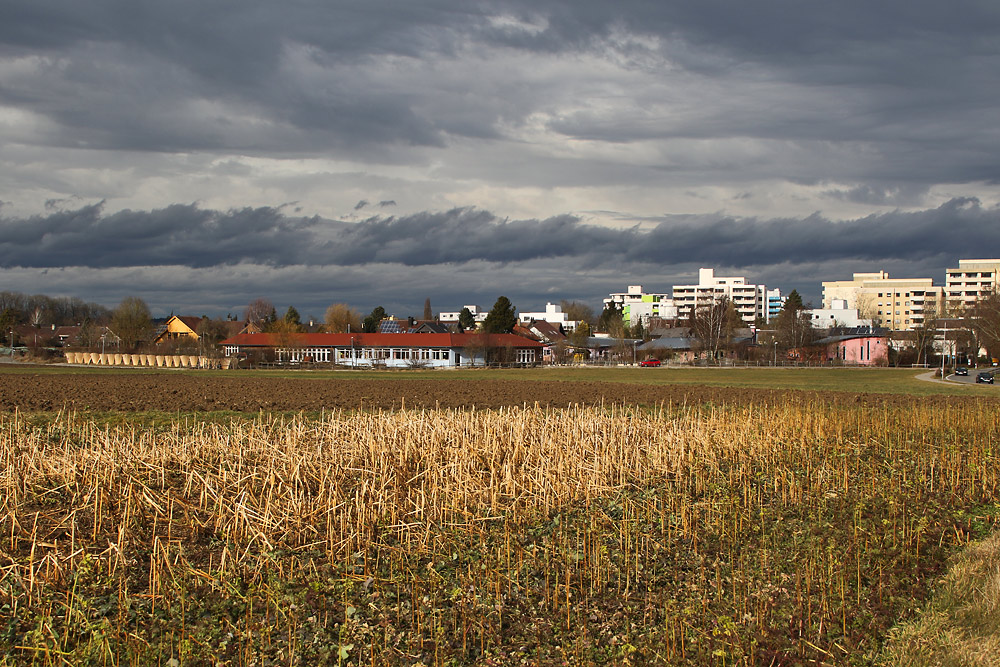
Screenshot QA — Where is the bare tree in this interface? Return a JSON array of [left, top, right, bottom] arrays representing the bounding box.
[[560, 300, 596, 326], [462, 336, 488, 367], [910, 315, 938, 366], [423, 298, 433, 321], [967, 291, 1000, 362], [855, 293, 878, 324], [687, 297, 742, 362], [245, 297, 275, 328], [196, 318, 232, 358], [111, 297, 152, 351], [324, 303, 362, 333]]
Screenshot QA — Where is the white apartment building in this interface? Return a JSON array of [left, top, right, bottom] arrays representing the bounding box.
[[439, 305, 488, 325], [945, 259, 1000, 311], [821, 271, 943, 331], [518, 302, 580, 332], [672, 268, 767, 326], [603, 285, 677, 326]]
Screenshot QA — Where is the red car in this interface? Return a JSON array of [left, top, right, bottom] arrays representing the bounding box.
[[639, 359, 661, 367]]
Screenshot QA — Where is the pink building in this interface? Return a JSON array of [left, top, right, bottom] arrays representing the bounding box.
[[810, 330, 889, 365]]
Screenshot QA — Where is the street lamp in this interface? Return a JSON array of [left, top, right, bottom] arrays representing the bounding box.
[[773, 340, 777, 366], [940, 321, 948, 378]]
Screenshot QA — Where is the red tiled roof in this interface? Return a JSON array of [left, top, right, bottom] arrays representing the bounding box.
[[219, 332, 544, 348]]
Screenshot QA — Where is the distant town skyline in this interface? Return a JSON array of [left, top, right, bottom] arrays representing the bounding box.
[[3, 1, 1000, 316]]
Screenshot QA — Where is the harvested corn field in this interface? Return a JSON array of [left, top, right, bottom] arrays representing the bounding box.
[[2, 400, 999, 664]]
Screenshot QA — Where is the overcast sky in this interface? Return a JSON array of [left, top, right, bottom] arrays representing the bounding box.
[[2, 1, 999, 318]]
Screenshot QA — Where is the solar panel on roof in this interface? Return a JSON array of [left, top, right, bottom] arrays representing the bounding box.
[[377, 319, 403, 333]]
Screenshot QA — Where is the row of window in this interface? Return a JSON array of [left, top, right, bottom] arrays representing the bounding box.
[[228, 346, 537, 364]]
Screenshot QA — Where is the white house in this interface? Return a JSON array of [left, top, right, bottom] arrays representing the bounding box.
[[518, 302, 580, 332], [804, 299, 871, 329]]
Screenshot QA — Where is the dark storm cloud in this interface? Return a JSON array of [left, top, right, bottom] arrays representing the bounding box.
[[2, 199, 997, 271], [0, 202, 319, 269], [4, 0, 999, 175]]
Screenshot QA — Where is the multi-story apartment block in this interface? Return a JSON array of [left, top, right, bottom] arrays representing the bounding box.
[[945, 259, 1000, 311], [821, 272, 943, 331], [672, 268, 767, 326], [604, 285, 677, 326], [766, 288, 785, 321]]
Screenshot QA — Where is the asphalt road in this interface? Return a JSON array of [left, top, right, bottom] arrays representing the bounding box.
[[947, 368, 997, 385]]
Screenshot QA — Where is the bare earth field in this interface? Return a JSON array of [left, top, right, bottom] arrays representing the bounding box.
[[0, 369, 990, 412]]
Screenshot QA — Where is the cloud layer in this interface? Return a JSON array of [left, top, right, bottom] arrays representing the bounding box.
[[2, 199, 996, 315], [3, 2, 1000, 315]]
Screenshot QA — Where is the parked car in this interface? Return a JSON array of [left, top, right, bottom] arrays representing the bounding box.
[[639, 359, 661, 367], [955, 366, 969, 376], [976, 371, 994, 384]]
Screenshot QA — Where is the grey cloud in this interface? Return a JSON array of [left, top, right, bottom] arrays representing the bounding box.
[[2, 199, 997, 273], [5, 1, 997, 165]]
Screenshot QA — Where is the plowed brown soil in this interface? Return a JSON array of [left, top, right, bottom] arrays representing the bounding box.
[[0, 369, 979, 412]]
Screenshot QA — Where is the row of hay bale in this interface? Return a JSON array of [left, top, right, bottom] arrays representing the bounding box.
[[65, 352, 233, 369]]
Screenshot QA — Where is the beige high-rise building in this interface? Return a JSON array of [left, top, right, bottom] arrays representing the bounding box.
[[945, 259, 1000, 311], [821, 271, 943, 331]]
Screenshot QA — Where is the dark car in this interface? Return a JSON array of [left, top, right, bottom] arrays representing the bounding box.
[[976, 371, 994, 384], [955, 366, 969, 376], [639, 359, 661, 367]]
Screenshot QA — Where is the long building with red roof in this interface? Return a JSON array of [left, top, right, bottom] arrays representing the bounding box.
[[219, 332, 543, 367]]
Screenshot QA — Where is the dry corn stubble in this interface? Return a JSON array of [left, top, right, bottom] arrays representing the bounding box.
[[2, 399, 999, 664]]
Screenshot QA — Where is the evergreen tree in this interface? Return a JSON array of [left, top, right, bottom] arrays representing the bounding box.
[[774, 290, 815, 351], [596, 302, 624, 333], [482, 296, 517, 334], [784, 290, 804, 311], [458, 307, 476, 331], [362, 306, 387, 333], [284, 306, 302, 326]]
